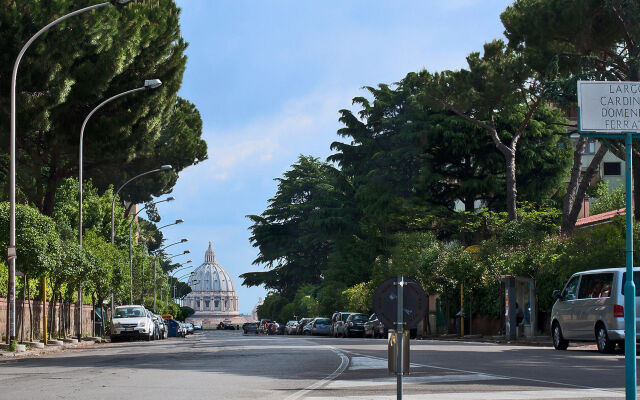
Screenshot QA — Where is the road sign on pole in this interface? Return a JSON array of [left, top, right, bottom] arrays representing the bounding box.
[[373, 277, 428, 330], [578, 80, 638, 400], [373, 276, 428, 400]]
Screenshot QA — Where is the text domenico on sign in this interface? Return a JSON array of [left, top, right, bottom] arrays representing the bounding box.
[[578, 80, 640, 133]]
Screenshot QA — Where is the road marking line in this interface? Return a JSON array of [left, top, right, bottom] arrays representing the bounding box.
[[344, 350, 622, 394], [348, 356, 421, 370], [284, 346, 349, 400], [325, 373, 508, 388], [305, 388, 624, 399]]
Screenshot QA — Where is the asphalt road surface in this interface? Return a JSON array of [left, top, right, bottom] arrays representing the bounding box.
[[0, 330, 634, 399]]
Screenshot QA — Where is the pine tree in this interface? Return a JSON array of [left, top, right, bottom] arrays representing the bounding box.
[[0, 0, 207, 214]]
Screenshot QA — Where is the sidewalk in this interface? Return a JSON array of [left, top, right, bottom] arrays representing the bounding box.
[[0, 337, 104, 358], [418, 333, 553, 347]]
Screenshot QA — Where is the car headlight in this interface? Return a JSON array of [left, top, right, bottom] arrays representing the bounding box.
[[113, 322, 121, 327], [138, 320, 146, 327]]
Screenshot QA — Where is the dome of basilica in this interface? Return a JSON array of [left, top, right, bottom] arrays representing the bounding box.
[[187, 242, 235, 292], [184, 241, 239, 317]]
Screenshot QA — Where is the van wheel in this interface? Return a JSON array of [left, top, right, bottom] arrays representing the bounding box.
[[552, 322, 569, 350], [596, 324, 615, 353]]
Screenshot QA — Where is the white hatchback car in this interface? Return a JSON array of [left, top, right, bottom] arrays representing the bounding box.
[[111, 305, 155, 342]]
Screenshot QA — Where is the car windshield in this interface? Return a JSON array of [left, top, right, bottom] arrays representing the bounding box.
[[352, 315, 368, 322], [315, 318, 330, 324], [114, 307, 145, 318], [341, 314, 352, 322]]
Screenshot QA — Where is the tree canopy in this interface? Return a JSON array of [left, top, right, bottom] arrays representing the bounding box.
[[0, 0, 207, 215]]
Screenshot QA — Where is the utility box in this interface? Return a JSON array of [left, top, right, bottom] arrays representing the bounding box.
[[388, 329, 410, 375]]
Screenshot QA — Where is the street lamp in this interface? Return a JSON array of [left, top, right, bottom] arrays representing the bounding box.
[[7, 0, 132, 344], [167, 250, 190, 260], [110, 165, 173, 243], [127, 197, 174, 304], [169, 260, 192, 305], [173, 272, 195, 305], [158, 219, 184, 230], [157, 238, 188, 253], [109, 165, 172, 319], [80, 80, 163, 247], [152, 237, 186, 312]]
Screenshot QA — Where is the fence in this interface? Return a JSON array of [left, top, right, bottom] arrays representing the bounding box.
[[1, 298, 95, 343]]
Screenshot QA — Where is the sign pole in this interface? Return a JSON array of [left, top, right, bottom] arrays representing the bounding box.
[[624, 131, 637, 400], [577, 81, 640, 399], [397, 275, 404, 400]]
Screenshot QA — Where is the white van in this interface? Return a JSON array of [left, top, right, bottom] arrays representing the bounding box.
[[551, 267, 639, 353]]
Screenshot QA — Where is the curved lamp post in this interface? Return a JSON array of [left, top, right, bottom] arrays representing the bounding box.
[[7, 0, 132, 344], [127, 196, 174, 304], [108, 165, 172, 320], [169, 261, 192, 305], [167, 250, 190, 260], [78, 82, 163, 339], [110, 165, 173, 243], [81, 80, 163, 246], [157, 238, 188, 253], [139, 217, 182, 308], [173, 272, 195, 306], [152, 237, 187, 312], [158, 219, 184, 230]]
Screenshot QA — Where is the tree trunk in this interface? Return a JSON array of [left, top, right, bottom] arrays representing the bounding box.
[[27, 276, 33, 342], [49, 288, 56, 339], [20, 275, 26, 343], [562, 143, 608, 235], [562, 138, 586, 231], [98, 296, 105, 337], [40, 164, 59, 216], [92, 292, 96, 337], [504, 149, 518, 220]]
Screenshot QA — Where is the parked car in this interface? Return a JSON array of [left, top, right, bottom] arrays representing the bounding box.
[[331, 312, 354, 337], [285, 320, 298, 335], [193, 322, 203, 330], [296, 318, 312, 335], [344, 313, 368, 337], [184, 322, 195, 334], [111, 305, 155, 342], [302, 320, 314, 335], [310, 317, 331, 336], [243, 322, 259, 334], [364, 313, 386, 338], [153, 314, 167, 339], [551, 267, 636, 353]]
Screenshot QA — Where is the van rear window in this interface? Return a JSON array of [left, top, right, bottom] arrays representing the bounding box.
[[621, 272, 640, 296]]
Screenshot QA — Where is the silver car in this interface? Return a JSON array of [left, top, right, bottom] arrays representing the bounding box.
[[310, 317, 331, 336], [551, 267, 639, 353]]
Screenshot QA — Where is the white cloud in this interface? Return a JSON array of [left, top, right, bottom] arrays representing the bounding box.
[[190, 87, 357, 184]]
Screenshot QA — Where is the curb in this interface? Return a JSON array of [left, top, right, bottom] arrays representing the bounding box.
[[0, 338, 101, 358], [417, 335, 553, 347]]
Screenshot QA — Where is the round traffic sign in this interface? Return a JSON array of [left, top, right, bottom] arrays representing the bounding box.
[[373, 277, 428, 329]]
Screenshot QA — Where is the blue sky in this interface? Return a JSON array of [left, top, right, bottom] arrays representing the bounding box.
[[154, 0, 513, 314]]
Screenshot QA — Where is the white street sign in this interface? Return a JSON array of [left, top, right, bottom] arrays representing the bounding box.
[[578, 80, 640, 133]]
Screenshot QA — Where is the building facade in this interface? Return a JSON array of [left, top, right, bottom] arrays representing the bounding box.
[[184, 242, 239, 324]]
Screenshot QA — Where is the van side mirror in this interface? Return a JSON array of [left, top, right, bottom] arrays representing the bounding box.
[[552, 290, 563, 300]]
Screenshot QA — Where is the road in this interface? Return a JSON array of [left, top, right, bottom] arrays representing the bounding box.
[[0, 330, 633, 399]]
